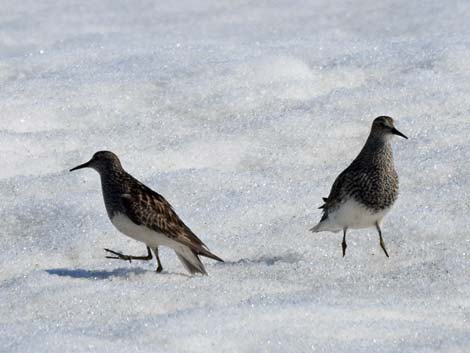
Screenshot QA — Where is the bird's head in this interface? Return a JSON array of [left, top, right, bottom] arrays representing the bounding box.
[[70, 151, 122, 174], [371, 116, 408, 139]]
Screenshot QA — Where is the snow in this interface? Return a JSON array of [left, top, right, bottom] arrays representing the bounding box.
[[1, 0, 470, 352]]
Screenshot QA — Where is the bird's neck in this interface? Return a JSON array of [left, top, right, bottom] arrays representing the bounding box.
[[98, 168, 128, 217], [358, 133, 394, 166], [99, 168, 125, 187]]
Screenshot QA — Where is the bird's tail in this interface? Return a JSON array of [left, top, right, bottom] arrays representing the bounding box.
[[197, 247, 224, 263], [310, 219, 342, 233], [310, 212, 328, 232], [175, 246, 208, 275], [310, 223, 322, 232], [310, 209, 343, 233]]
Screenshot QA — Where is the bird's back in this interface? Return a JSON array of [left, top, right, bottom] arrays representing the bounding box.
[[100, 169, 222, 261]]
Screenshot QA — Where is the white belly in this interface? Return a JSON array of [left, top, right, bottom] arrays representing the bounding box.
[[110, 213, 179, 249], [315, 198, 391, 232]]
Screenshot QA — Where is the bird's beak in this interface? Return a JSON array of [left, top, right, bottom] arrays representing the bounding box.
[[70, 159, 93, 172], [391, 127, 408, 139]]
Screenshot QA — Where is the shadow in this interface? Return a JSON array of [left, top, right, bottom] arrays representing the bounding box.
[[45, 267, 147, 279], [220, 252, 302, 267]]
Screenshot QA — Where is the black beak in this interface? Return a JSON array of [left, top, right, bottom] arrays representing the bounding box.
[[391, 127, 408, 139], [70, 159, 93, 172]]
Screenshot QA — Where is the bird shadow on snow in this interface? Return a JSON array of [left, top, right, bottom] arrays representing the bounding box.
[[220, 252, 302, 267], [45, 267, 148, 279], [45, 254, 302, 279]]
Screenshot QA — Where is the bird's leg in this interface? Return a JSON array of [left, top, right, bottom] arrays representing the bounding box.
[[153, 247, 163, 273], [375, 222, 389, 257], [104, 246, 153, 263], [342, 228, 348, 257]]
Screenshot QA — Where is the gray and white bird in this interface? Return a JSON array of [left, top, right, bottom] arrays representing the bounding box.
[[310, 116, 407, 257], [70, 151, 223, 275]]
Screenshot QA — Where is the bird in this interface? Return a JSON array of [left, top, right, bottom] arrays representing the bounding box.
[[310, 116, 407, 257], [70, 151, 223, 275]]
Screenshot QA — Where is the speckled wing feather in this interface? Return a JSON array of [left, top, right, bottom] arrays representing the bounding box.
[[318, 158, 369, 220], [318, 166, 350, 221], [120, 180, 223, 262], [320, 155, 397, 217]]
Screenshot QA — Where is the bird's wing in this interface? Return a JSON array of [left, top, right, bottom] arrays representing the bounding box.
[[320, 159, 373, 213], [120, 183, 222, 262], [319, 165, 352, 212]]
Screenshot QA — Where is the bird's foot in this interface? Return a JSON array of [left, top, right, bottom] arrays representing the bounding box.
[[156, 265, 163, 273], [104, 248, 133, 263], [380, 241, 390, 258]]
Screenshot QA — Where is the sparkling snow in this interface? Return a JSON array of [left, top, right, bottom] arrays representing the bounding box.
[[1, 0, 470, 352]]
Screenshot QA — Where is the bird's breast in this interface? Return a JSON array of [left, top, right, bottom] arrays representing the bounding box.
[[349, 166, 399, 211]]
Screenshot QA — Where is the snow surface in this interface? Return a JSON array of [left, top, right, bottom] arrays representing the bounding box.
[[1, 0, 470, 352]]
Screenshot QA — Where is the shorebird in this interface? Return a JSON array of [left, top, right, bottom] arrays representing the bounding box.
[[310, 116, 407, 257], [70, 151, 223, 275]]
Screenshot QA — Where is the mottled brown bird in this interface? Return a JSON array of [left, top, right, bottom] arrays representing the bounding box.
[[70, 151, 223, 275], [310, 116, 407, 257]]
